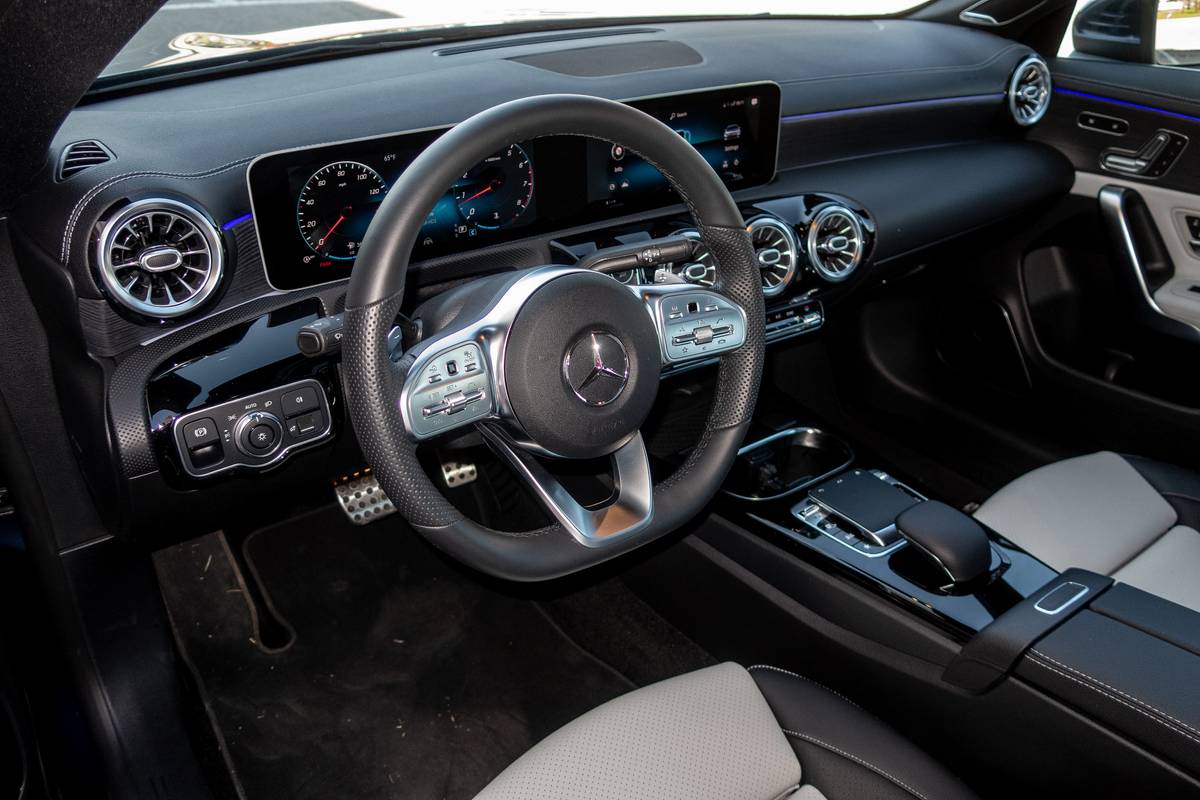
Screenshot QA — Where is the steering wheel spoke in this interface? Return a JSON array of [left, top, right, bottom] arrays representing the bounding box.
[[478, 422, 654, 547], [633, 283, 749, 366]]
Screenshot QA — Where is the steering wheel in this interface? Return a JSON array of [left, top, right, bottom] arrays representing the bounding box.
[[342, 94, 765, 581]]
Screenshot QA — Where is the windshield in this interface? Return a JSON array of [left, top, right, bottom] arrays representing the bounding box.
[[104, 0, 925, 79]]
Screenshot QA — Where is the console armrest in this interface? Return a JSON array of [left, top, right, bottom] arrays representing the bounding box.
[[1016, 586, 1200, 777], [942, 568, 1112, 692]]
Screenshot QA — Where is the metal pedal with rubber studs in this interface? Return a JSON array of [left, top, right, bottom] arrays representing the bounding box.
[[334, 471, 395, 526], [441, 461, 478, 488]]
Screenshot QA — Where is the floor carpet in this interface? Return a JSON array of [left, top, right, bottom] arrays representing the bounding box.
[[153, 507, 680, 800]]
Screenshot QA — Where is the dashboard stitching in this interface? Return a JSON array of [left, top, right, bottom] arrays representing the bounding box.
[[60, 157, 253, 264], [775, 43, 1027, 86]]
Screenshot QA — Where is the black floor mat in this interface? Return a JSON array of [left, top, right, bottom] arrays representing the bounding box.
[[154, 508, 655, 800]]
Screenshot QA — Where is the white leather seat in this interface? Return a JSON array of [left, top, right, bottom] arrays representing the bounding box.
[[473, 662, 976, 800], [974, 451, 1200, 612]]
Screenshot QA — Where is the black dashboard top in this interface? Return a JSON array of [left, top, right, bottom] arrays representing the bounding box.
[[30, 18, 1028, 253]]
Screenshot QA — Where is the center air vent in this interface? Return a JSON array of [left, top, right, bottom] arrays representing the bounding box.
[[1008, 55, 1052, 127], [95, 198, 224, 319], [748, 216, 799, 297], [806, 206, 864, 283]]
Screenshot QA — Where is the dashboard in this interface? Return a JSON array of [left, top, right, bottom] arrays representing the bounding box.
[[249, 83, 780, 290], [6, 17, 1078, 543]]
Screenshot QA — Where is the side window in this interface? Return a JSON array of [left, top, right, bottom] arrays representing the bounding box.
[[1060, 0, 1200, 67], [1156, 0, 1200, 65]]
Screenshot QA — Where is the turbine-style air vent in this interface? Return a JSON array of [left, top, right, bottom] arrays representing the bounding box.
[[95, 198, 224, 319], [58, 140, 113, 180], [806, 206, 864, 283], [748, 216, 800, 297], [1008, 55, 1052, 127]]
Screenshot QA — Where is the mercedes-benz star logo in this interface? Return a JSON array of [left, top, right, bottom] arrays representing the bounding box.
[[563, 332, 630, 407]]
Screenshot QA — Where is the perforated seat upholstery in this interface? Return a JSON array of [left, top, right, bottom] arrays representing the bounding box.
[[975, 451, 1200, 612], [473, 662, 977, 800]]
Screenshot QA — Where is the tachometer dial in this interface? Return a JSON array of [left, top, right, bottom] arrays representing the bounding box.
[[454, 144, 534, 230], [297, 161, 387, 261]]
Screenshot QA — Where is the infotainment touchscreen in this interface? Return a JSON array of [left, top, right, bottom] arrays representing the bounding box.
[[248, 83, 780, 290]]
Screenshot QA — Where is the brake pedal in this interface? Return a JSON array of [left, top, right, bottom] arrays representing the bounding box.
[[441, 461, 478, 488], [333, 472, 395, 526]]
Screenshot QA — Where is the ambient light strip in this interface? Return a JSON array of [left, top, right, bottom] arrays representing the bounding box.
[[1055, 87, 1200, 126]]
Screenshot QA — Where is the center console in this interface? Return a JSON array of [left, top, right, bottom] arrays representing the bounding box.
[[718, 419, 1200, 785], [725, 423, 1057, 637]]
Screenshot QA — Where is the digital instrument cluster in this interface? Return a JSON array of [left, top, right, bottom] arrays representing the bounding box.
[[248, 83, 781, 290]]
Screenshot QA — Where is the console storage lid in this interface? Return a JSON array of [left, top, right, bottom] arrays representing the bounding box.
[[1015, 585, 1200, 777]]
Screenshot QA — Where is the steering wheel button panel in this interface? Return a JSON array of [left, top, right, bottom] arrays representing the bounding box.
[[644, 288, 747, 363], [171, 378, 333, 478], [406, 343, 491, 439]]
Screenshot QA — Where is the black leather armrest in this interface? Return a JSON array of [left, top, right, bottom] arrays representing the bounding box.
[[1016, 597, 1200, 777], [942, 569, 1112, 693]]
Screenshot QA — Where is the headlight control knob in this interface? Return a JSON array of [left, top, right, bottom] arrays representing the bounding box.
[[234, 411, 283, 458]]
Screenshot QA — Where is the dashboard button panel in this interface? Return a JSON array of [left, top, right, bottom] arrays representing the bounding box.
[[172, 378, 333, 478]]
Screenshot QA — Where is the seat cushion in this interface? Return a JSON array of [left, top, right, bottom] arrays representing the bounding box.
[[973, 451, 1177, 574], [473, 663, 976, 800], [473, 662, 802, 800]]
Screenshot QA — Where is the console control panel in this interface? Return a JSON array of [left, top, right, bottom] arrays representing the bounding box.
[[656, 290, 747, 363], [172, 378, 333, 477], [404, 342, 492, 439], [765, 299, 823, 342], [791, 470, 924, 558]]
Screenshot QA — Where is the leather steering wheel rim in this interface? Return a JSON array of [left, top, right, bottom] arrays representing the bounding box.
[[342, 94, 765, 581]]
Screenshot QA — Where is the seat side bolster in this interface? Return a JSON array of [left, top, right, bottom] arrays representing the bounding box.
[[749, 666, 978, 800], [1123, 455, 1200, 531]]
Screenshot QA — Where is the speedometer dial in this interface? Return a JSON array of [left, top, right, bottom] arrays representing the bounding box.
[[296, 161, 386, 261], [454, 144, 534, 230]]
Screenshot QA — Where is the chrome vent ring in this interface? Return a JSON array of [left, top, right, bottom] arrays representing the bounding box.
[[748, 216, 799, 297], [1008, 54, 1051, 127], [806, 205, 864, 283], [96, 198, 224, 319]]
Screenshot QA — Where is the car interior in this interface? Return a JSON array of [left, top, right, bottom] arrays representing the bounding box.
[[2, 0, 1200, 797]]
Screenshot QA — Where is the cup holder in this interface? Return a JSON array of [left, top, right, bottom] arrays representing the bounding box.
[[723, 427, 854, 502]]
